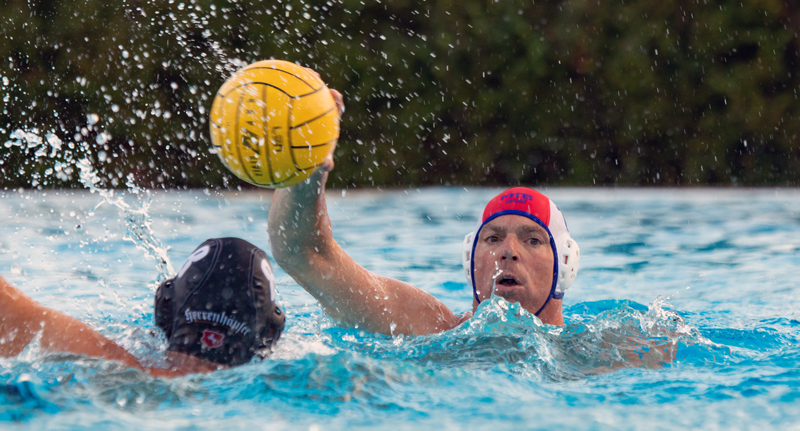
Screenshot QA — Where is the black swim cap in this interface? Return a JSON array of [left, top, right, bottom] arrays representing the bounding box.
[[154, 238, 285, 366]]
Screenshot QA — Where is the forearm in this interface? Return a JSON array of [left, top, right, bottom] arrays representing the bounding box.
[[266, 170, 463, 335], [267, 168, 334, 269], [0, 277, 143, 369], [0, 277, 40, 356]]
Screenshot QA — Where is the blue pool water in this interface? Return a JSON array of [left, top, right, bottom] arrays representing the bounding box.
[[1, 187, 799, 430]]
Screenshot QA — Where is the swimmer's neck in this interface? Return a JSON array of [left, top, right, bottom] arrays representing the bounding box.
[[536, 299, 564, 325]]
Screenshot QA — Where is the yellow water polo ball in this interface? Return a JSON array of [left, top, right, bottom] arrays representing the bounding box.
[[209, 60, 339, 188]]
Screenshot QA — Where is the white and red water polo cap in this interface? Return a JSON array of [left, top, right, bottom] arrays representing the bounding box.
[[462, 187, 580, 315]]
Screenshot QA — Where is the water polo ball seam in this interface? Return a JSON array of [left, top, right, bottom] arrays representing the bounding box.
[[470, 210, 559, 314]]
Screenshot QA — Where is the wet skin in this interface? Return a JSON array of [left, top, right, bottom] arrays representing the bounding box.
[[269, 84, 565, 334], [472, 215, 563, 325], [0, 276, 224, 377]]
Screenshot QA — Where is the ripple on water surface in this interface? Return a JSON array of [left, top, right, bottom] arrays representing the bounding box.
[[0, 188, 799, 430]]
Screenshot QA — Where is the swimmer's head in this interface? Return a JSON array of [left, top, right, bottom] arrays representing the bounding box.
[[462, 187, 580, 315], [154, 238, 285, 366]]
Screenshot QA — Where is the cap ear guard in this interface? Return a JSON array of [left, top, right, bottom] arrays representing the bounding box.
[[553, 235, 580, 298], [260, 257, 277, 305], [461, 231, 475, 284], [548, 202, 579, 298], [255, 302, 285, 358], [253, 255, 285, 353]]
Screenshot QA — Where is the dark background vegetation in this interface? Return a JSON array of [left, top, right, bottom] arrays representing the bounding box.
[[1, 0, 799, 189]]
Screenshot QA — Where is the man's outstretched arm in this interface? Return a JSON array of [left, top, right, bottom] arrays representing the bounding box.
[[0, 276, 144, 369], [268, 162, 466, 336]]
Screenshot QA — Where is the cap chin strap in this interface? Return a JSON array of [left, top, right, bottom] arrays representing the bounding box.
[[461, 212, 580, 317]]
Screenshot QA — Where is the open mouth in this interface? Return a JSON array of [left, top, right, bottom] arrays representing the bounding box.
[[496, 275, 520, 287]]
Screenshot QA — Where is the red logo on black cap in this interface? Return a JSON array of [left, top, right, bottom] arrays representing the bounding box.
[[201, 329, 225, 349]]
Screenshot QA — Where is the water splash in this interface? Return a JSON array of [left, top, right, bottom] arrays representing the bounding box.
[[80, 168, 174, 281], [3, 128, 71, 188], [5, 122, 175, 281], [323, 295, 722, 381]]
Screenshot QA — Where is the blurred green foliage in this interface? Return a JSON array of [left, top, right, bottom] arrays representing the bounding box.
[[1, 0, 799, 188]]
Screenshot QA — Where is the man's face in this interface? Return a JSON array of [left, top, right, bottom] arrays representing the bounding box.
[[473, 214, 555, 313]]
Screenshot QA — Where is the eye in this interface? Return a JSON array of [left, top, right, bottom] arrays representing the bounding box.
[[484, 235, 499, 243], [527, 236, 543, 245]]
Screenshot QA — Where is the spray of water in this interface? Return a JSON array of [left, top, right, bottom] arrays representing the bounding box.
[[82, 159, 175, 280], [5, 121, 175, 281], [491, 261, 502, 299]]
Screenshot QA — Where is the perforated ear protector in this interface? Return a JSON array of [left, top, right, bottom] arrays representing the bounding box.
[[461, 189, 580, 316]]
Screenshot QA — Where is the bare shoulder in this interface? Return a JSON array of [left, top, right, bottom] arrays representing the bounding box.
[[456, 311, 473, 326]]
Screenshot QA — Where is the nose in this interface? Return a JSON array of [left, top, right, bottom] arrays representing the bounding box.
[[500, 236, 521, 261]]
